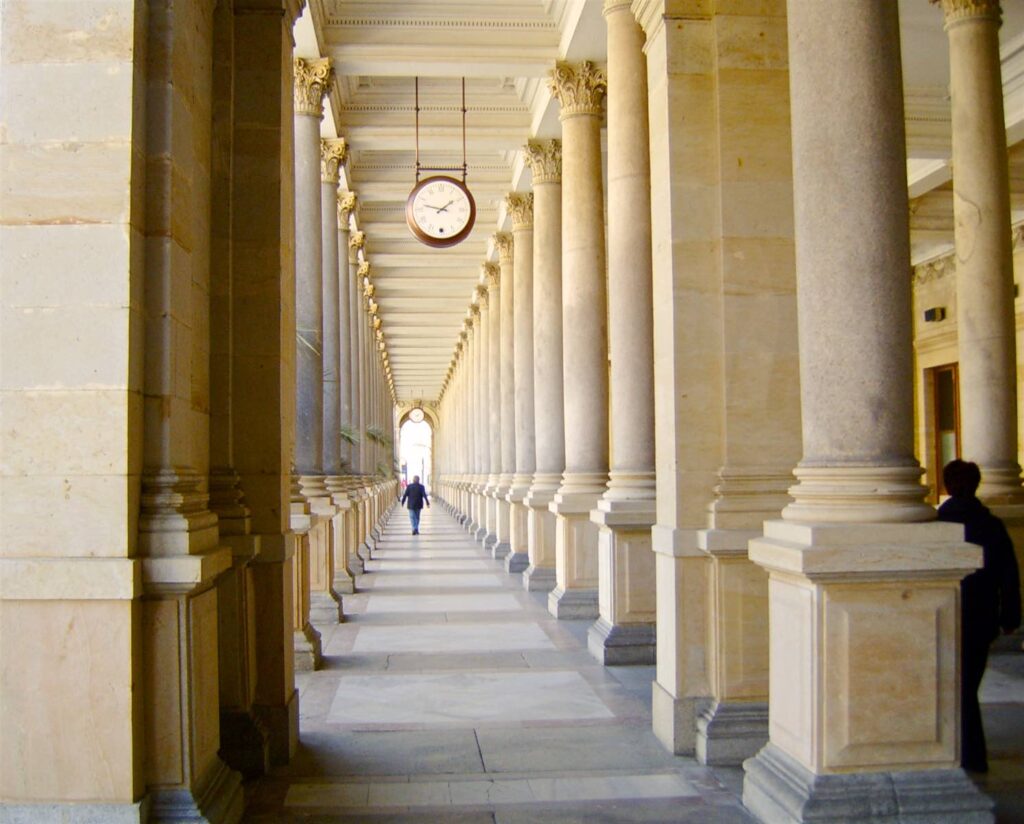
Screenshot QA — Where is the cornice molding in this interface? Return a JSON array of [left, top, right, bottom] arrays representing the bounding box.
[[549, 61, 607, 119], [324, 16, 557, 32], [294, 57, 333, 117], [320, 138, 348, 184]]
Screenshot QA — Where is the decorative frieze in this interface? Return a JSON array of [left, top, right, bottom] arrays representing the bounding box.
[[505, 192, 534, 229], [931, 0, 1002, 27], [294, 57, 333, 117], [913, 253, 956, 286], [320, 138, 348, 185], [549, 61, 607, 118], [524, 140, 562, 185], [493, 232, 514, 262]]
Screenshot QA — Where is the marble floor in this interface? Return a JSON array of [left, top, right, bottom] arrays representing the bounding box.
[[242, 505, 1024, 823]]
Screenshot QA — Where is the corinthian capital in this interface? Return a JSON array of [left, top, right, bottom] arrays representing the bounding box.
[[294, 57, 332, 117], [548, 61, 607, 119], [476, 285, 490, 310], [338, 191, 357, 225], [493, 232, 514, 263], [481, 261, 500, 289], [357, 261, 371, 280], [364, 281, 375, 300], [505, 192, 534, 230], [931, 0, 1001, 26], [349, 230, 366, 253], [524, 140, 562, 185], [320, 138, 348, 184]]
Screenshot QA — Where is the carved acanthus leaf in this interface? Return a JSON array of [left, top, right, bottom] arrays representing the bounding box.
[[358, 261, 371, 280], [338, 191, 358, 224], [481, 261, 500, 289], [294, 57, 333, 117], [505, 192, 534, 229], [524, 140, 562, 184], [548, 61, 607, 118], [349, 230, 366, 252], [493, 232, 514, 262], [321, 138, 348, 184], [931, 0, 1001, 26], [912, 253, 956, 285]]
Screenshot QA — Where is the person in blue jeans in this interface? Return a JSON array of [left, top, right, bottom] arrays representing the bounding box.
[[400, 475, 430, 535]]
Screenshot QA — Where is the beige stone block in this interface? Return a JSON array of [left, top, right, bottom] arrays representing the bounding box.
[[721, 181, 795, 238], [0, 473, 138, 557], [1, 141, 133, 225], [0, 556, 140, 599], [655, 547, 710, 699], [664, 14, 715, 75], [1, 389, 134, 475], [0, 599, 141, 801], [719, 237, 795, 294], [822, 583, 957, 769], [714, 0, 786, 17], [710, 556, 768, 701], [714, 15, 788, 71], [1, 62, 133, 144], [717, 71, 792, 182], [0, 224, 136, 308], [1, 0, 136, 64], [766, 576, 815, 766], [1, 305, 132, 390]]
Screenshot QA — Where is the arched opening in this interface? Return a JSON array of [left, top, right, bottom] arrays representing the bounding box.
[[398, 418, 433, 491]]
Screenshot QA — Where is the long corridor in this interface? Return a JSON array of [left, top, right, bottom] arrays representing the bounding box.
[[243, 505, 755, 822]]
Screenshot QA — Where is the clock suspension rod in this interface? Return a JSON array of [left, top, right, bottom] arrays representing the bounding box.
[[461, 76, 468, 183], [414, 77, 421, 182]]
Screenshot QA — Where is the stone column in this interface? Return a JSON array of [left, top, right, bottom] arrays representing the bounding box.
[[523, 140, 563, 593], [505, 200, 536, 574], [479, 273, 499, 551], [587, 0, 656, 666], [292, 57, 332, 508], [742, 3, 991, 822], [496, 240, 517, 557], [483, 262, 510, 556], [348, 233, 365, 475], [465, 311, 481, 532], [473, 293, 490, 542], [548, 62, 609, 619]]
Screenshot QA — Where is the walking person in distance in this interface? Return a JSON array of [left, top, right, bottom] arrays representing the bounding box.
[[401, 475, 430, 535]]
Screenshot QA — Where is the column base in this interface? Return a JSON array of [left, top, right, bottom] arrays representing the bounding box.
[[0, 800, 150, 824], [474, 526, 488, 542], [333, 569, 356, 595], [522, 563, 556, 592], [742, 743, 994, 824], [148, 758, 244, 824], [505, 550, 528, 573], [253, 688, 299, 766], [359, 539, 374, 561], [547, 585, 598, 619], [587, 616, 655, 665], [651, 679, 700, 755], [219, 708, 271, 779], [483, 532, 498, 551], [491, 539, 511, 560], [696, 701, 768, 766], [310, 591, 343, 626], [294, 622, 323, 671], [347, 555, 365, 577]]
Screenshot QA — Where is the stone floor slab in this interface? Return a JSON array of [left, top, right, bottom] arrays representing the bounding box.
[[363, 593, 522, 614], [326, 670, 615, 725], [352, 623, 555, 654]]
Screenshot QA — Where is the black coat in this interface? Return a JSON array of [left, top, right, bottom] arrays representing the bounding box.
[[938, 495, 1021, 643], [401, 483, 429, 511]]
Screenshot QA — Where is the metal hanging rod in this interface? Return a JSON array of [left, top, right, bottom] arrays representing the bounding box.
[[413, 77, 468, 183]]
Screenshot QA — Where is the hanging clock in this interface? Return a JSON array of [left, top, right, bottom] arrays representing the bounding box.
[[406, 176, 476, 248], [406, 77, 476, 249]]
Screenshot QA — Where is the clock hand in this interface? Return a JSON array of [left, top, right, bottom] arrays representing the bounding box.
[[436, 199, 456, 213]]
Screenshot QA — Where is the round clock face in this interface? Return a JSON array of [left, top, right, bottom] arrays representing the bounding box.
[[406, 176, 476, 248], [409, 407, 425, 423]]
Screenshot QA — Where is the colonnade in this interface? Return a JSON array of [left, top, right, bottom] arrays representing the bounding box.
[[289, 56, 398, 671], [437, 1, 1016, 822]]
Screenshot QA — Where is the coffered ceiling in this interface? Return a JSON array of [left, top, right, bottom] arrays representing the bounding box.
[[295, 0, 1024, 405]]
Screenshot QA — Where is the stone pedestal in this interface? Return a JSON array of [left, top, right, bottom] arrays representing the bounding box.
[[524, 476, 559, 591], [548, 483, 604, 619], [588, 497, 656, 664], [743, 521, 991, 824]]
